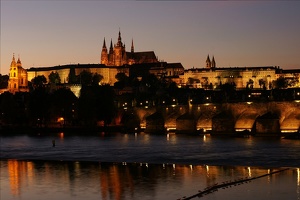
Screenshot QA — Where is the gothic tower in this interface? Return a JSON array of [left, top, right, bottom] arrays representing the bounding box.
[[131, 39, 134, 53], [211, 56, 216, 68], [101, 38, 108, 65], [113, 30, 126, 66], [206, 55, 211, 68]]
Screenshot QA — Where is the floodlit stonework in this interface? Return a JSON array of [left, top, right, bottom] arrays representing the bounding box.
[[7, 54, 28, 94]]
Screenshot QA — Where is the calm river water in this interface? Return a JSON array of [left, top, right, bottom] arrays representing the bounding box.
[[1, 132, 300, 200]]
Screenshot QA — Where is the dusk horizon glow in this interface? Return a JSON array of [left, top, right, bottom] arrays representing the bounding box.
[[1, 1, 300, 75]]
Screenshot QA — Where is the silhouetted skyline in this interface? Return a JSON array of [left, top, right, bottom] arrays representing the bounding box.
[[1, 1, 300, 75]]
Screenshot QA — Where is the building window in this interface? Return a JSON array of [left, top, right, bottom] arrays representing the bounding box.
[[21, 78, 23, 84], [14, 72, 16, 77], [14, 83, 16, 88]]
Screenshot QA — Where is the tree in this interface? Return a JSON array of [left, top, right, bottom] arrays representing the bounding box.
[[49, 88, 77, 125], [28, 87, 50, 126], [0, 92, 18, 124], [92, 73, 103, 86], [258, 79, 266, 89], [31, 75, 47, 88], [246, 79, 254, 89], [78, 70, 93, 86], [68, 67, 78, 84], [114, 73, 129, 89], [48, 72, 61, 84], [78, 85, 116, 126], [273, 76, 288, 89], [0, 74, 9, 89]]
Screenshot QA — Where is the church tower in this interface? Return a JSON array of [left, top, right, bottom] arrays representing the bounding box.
[[131, 39, 134, 53], [206, 55, 211, 68], [211, 56, 216, 68], [8, 54, 28, 93], [113, 30, 126, 66], [101, 38, 108, 65]]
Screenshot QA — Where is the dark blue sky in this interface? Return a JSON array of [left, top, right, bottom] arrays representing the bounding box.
[[1, 1, 300, 75]]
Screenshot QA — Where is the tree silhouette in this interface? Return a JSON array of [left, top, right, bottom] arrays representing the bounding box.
[[258, 79, 266, 89], [92, 73, 103, 86], [68, 66, 78, 84], [78, 85, 116, 126], [28, 87, 50, 126], [48, 72, 61, 84], [0, 74, 9, 89], [114, 73, 129, 89], [31, 75, 47, 88], [78, 70, 93, 86], [273, 76, 288, 89], [49, 88, 77, 126]]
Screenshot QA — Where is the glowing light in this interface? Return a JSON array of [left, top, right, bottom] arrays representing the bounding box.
[[58, 117, 64, 121], [59, 132, 64, 138], [167, 128, 176, 131], [297, 168, 300, 186], [236, 128, 251, 132], [203, 134, 206, 142], [246, 102, 253, 105], [206, 165, 209, 173], [247, 167, 252, 177], [281, 129, 298, 133]]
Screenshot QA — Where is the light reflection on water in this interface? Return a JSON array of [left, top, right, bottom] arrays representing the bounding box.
[[0, 160, 299, 200], [1, 133, 300, 199]]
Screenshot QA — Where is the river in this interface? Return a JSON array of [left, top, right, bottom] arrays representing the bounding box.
[[1, 132, 300, 199]]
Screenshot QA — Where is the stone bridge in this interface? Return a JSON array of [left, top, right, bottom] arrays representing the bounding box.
[[122, 101, 300, 135]]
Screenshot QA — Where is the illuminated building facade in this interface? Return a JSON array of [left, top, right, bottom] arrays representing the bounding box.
[[101, 31, 158, 66], [7, 54, 28, 94], [180, 55, 300, 89], [26, 31, 184, 86]]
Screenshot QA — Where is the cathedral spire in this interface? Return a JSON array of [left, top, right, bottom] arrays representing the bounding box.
[[109, 39, 113, 54], [117, 30, 122, 47], [211, 56, 216, 68], [206, 54, 211, 68], [131, 39, 134, 53], [102, 37, 107, 49]]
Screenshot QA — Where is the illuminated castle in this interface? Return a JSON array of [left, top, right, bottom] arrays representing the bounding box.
[[101, 31, 158, 66], [26, 31, 183, 87], [7, 54, 28, 94]]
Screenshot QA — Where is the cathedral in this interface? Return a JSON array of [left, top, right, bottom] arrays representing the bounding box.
[[101, 31, 158, 66]]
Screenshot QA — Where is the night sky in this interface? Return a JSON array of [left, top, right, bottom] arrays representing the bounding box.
[[1, 1, 300, 75]]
